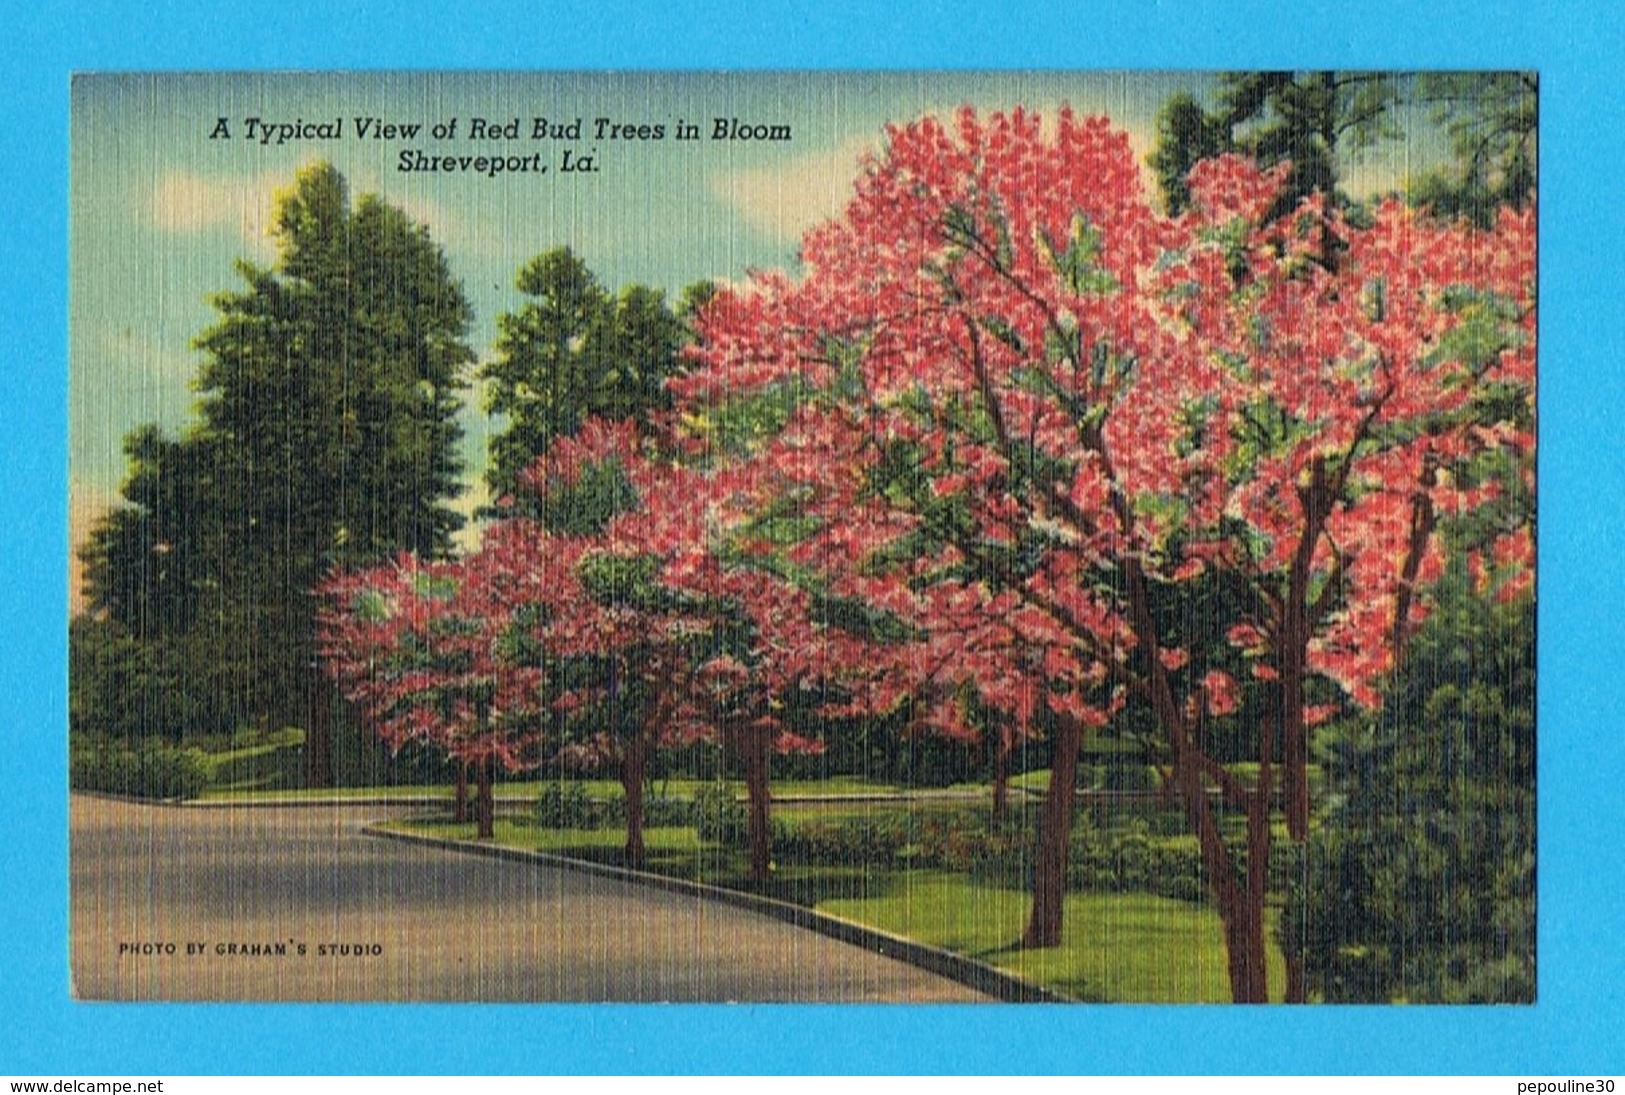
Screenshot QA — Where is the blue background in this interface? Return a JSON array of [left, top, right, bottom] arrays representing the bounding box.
[[6, 0, 1622, 1075]]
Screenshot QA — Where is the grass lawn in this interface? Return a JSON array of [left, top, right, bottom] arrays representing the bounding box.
[[819, 871, 1286, 1003], [204, 774, 927, 802], [202, 782, 459, 801], [389, 820, 883, 902], [395, 818, 1284, 1002], [397, 819, 706, 866]]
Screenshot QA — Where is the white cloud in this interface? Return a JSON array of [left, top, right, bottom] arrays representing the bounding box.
[[708, 136, 879, 245], [144, 166, 475, 260], [392, 191, 467, 244], [86, 323, 195, 383], [144, 168, 285, 258], [709, 112, 1162, 248]]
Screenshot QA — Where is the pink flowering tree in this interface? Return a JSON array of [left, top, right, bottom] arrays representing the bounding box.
[[318, 552, 548, 839], [675, 106, 1535, 1000], [481, 419, 832, 875]]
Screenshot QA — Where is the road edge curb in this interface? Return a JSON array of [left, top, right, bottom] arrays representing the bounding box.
[[362, 821, 1069, 1004]]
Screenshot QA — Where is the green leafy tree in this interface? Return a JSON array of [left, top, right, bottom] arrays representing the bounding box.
[[76, 425, 242, 745], [482, 247, 684, 505], [199, 162, 475, 783], [77, 162, 475, 784], [1287, 583, 1535, 1002], [197, 162, 473, 564], [69, 616, 162, 743], [1148, 72, 1402, 222], [1219, 72, 1400, 210], [78, 425, 212, 639], [1147, 92, 1232, 215], [1409, 73, 1537, 226], [1151, 71, 1536, 231]]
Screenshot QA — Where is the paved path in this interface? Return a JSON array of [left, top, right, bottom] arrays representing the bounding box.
[[69, 795, 988, 1002]]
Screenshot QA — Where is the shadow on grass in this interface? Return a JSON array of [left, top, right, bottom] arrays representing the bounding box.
[[970, 938, 1030, 961], [400, 816, 1252, 1002], [457, 828, 907, 910]]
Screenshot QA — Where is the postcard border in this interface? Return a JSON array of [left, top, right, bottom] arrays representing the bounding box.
[[10, 0, 1625, 1075]]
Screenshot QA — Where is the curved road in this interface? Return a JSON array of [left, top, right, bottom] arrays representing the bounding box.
[[69, 795, 988, 1002]]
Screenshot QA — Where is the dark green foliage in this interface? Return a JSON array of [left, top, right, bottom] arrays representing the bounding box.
[[755, 804, 1209, 904], [532, 783, 687, 830], [689, 781, 749, 844], [537, 781, 600, 828], [1147, 72, 1403, 219], [195, 163, 474, 568], [1067, 818, 1209, 904], [784, 702, 989, 787], [69, 617, 169, 742], [68, 616, 264, 745], [75, 164, 474, 767], [1148, 71, 1537, 232], [70, 741, 210, 801], [77, 427, 212, 639], [482, 247, 684, 504], [1148, 92, 1232, 214], [775, 812, 921, 868], [1409, 73, 1537, 227], [1289, 588, 1535, 1002], [1222, 72, 1400, 212]]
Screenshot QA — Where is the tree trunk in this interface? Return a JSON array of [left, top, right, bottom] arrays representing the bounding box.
[[1281, 466, 1333, 842], [1023, 713, 1081, 949], [304, 666, 335, 789], [991, 726, 1010, 827], [741, 727, 773, 884], [1280, 659, 1310, 843], [474, 755, 495, 840], [1238, 797, 1274, 1003], [621, 733, 648, 869], [453, 762, 469, 824], [1121, 553, 1271, 1001], [1177, 761, 1269, 1003]]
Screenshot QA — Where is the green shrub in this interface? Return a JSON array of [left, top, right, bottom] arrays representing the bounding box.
[[775, 812, 920, 867], [1066, 819, 1207, 903], [71, 742, 210, 800], [960, 829, 1031, 889], [1288, 591, 1535, 1003], [1099, 761, 1163, 793], [203, 733, 307, 792], [538, 782, 599, 828], [643, 794, 689, 828], [537, 782, 689, 830], [689, 781, 748, 844]]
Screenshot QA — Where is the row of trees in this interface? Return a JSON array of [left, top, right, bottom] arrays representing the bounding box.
[[78, 75, 1535, 1002], [77, 165, 474, 782], [74, 163, 688, 784], [315, 105, 1533, 1001], [675, 109, 1531, 999]]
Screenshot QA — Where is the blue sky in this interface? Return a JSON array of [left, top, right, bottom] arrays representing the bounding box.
[[70, 70, 1449, 566]]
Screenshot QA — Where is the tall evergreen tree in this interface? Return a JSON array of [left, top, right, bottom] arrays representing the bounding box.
[[1148, 72, 1402, 220], [481, 247, 683, 506], [1288, 585, 1535, 1002], [1410, 72, 1537, 226], [79, 425, 212, 639], [78, 162, 475, 784], [1147, 92, 1232, 215], [1150, 71, 1536, 230]]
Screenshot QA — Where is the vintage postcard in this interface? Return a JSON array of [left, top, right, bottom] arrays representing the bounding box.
[[69, 71, 1535, 1004]]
